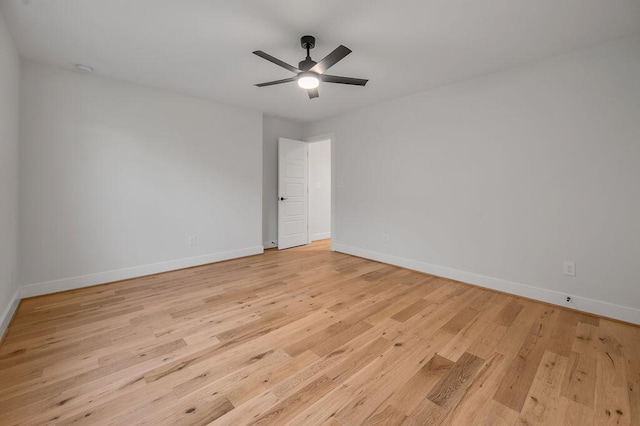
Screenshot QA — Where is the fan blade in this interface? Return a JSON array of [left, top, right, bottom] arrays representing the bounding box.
[[253, 51, 299, 73], [310, 45, 352, 74], [255, 77, 297, 87], [308, 88, 319, 99], [321, 74, 368, 86]]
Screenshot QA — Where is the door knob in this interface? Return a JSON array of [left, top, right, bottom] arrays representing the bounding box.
[[280, 197, 288, 201]]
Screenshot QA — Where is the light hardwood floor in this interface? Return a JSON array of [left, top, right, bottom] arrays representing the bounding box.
[[0, 240, 638, 425]]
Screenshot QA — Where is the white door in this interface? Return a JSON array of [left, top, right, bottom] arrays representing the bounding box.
[[278, 138, 308, 250]]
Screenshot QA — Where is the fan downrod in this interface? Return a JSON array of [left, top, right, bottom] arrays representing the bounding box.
[[299, 35, 317, 71]]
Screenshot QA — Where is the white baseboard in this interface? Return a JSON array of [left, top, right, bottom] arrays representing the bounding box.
[[311, 232, 331, 241], [19, 246, 264, 299], [0, 287, 21, 339], [333, 243, 640, 325]]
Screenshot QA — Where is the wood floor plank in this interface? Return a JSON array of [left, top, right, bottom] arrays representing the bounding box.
[[425, 351, 485, 409], [594, 351, 631, 425], [623, 321, 640, 426], [557, 397, 595, 426], [477, 399, 520, 425], [0, 239, 637, 425], [362, 405, 407, 425], [439, 352, 506, 426], [252, 374, 335, 424], [517, 350, 569, 425], [151, 395, 234, 426], [225, 350, 320, 406], [466, 321, 507, 360], [437, 300, 504, 361], [561, 351, 596, 407], [495, 298, 524, 327], [403, 397, 446, 425], [572, 321, 600, 356], [291, 330, 446, 425], [493, 306, 560, 412], [383, 353, 454, 415], [390, 298, 432, 322]]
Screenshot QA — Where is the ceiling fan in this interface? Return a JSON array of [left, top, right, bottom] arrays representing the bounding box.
[[253, 35, 368, 99]]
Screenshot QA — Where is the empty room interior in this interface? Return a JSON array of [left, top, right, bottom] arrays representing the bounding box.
[[1, 1, 640, 425]]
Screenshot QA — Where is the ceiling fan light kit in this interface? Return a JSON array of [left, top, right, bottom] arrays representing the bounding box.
[[253, 35, 368, 99], [297, 72, 319, 89]]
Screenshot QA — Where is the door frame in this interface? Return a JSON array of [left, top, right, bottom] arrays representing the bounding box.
[[305, 133, 335, 252]]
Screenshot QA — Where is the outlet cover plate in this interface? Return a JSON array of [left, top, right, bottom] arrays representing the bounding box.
[[563, 261, 576, 276]]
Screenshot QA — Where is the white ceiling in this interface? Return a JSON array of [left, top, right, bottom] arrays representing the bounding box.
[[2, 0, 640, 122]]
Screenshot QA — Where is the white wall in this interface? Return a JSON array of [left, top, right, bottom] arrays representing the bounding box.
[[308, 139, 331, 240], [305, 35, 640, 324], [19, 62, 263, 296], [0, 8, 20, 333], [262, 115, 304, 248]]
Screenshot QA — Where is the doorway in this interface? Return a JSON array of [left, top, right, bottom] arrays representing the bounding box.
[[277, 136, 332, 250], [307, 138, 331, 243]]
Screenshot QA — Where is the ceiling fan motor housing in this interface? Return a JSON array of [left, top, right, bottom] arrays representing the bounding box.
[[300, 35, 315, 49], [298, 58, 317, 71]]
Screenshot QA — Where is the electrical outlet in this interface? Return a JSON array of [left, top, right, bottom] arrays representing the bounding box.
[[563, 261, 575, 276], [188, 236, 197, 246]]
